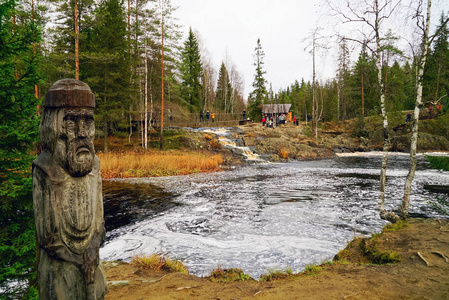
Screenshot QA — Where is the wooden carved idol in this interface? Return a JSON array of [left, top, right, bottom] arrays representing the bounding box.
[[33, 79, 108, 299]]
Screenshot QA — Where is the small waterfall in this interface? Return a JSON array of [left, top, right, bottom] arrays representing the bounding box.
[[218, 136, 263, 161], [199, 127, 264, 162]]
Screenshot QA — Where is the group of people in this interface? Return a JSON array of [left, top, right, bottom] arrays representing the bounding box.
[[261, 113, 326, 128], [406, 103, 445, 123], [262, 113, 298, 128], [428, 104, 444, 115], [199, 110, 215, 123]]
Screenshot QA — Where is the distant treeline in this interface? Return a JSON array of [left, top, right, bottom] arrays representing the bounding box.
[[268, 20, 449, 122]]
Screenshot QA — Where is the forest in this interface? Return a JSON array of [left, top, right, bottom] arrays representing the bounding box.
[[3, 0, 449, 143], [0, 0, 448, 298]]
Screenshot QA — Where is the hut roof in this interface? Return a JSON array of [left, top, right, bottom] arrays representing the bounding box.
[[262, 104, 292, 114]]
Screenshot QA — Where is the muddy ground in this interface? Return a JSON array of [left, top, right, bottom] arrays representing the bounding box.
[[104, 218, 449, 299]]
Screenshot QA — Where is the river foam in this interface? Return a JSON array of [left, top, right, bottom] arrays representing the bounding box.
[[101, 153, 449, 278]]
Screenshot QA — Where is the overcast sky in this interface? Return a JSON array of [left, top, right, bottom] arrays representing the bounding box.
[[170, 0, 449, 98]]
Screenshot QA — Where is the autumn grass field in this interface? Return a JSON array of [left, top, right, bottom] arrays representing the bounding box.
[[97, 150, 223, 179]]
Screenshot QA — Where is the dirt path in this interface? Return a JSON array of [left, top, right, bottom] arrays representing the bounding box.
[[104, 218, 449, 299]]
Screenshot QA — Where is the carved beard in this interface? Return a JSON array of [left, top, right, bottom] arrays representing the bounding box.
[[64, 138, 95, 177]]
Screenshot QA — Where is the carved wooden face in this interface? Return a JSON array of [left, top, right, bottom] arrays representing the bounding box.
[[57, 108, 95, 177]]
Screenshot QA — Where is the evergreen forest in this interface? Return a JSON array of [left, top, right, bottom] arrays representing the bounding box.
[[0, 0, 448, 298]]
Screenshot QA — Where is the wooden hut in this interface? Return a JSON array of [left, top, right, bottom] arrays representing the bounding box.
[[262, 104, 292, 122]]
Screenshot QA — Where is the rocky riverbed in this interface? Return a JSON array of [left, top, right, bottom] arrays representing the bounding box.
[[179, 114, 449, 165]]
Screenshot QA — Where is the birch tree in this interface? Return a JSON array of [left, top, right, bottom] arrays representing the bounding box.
[[304, 28, 328, 138], [328, 0, 401, 222], [195, 30, 217, 112], [399, 0, 449, 218]]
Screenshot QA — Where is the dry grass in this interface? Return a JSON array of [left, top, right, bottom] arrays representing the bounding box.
[[131, 253, 188, 274], [98, 150, 223, 179], [209, 139, 222, 149]]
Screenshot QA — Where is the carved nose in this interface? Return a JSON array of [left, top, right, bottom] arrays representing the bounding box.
[[78, 119, 87, 138]]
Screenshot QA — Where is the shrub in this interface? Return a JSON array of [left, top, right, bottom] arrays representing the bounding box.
[[303, 264, 323, 275], [259, 268, 293, 282], [360, 238, 401, 264], [383, 220, 408, 232], [131, 254, 188, 274], [209, 139, 222, 149], [426, 155, 449, 171], [303, 261, 333, 276], [209, 267, 252, 283]]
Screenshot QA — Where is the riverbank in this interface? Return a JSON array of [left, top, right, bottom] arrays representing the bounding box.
[[104, 218, 449, 299], [95, 113, 449, 179]]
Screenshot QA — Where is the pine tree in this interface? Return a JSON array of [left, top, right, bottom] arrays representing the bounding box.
[[351, 47, 379, 118], [248, 38, 267, 121], [180, 27, 203, 111], [289, 80, 302, 117], [45, 0, 95, 81], [387, 61, 408, 111], [149, 0, 182, 106], [215, 61, 232, 113], [0, 0, 41, 297], [83, 0, 132, 153], [425, 13, 449, 107], [402, 61, 417, 110], [337, 38, 350, 120]]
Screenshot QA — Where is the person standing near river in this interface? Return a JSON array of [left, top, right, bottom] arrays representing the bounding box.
[[206, 111, 210, 123], [406, 112, 412, 123]]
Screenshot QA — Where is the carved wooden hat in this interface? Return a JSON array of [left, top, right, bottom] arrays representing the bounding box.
[[43, 79, 95, 108]]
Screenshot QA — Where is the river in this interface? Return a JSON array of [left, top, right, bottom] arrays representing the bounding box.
[[100, 152, 449, 278]]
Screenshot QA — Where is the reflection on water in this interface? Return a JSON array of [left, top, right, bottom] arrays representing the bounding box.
[[100, 153, 449, 278], [103, 181, 179, 235]]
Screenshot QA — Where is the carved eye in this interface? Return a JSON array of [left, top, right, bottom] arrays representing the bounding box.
[[64, 120, 75, 133], [65, 115, 79, 122], [86, 115, 94, 123]]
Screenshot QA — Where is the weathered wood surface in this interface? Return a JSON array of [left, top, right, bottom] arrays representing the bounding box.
[[33, 79, 108, 299]]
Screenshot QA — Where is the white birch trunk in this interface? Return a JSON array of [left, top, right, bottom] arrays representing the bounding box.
[[376, 0, 399, 222], [399, 0, 432, 219], [312, 32, 318, 138]]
